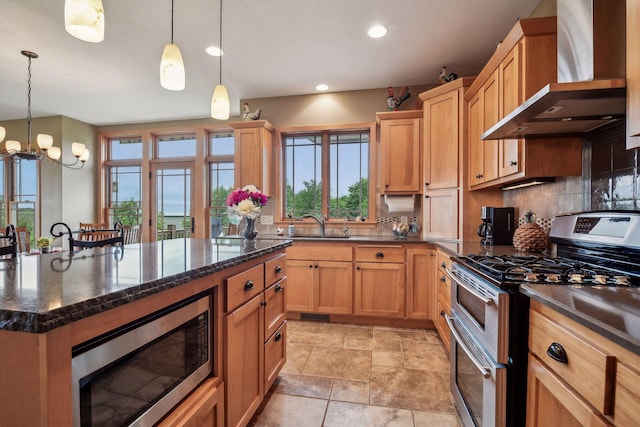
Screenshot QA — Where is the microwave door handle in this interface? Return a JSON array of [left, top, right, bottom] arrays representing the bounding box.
[[444, 314, 491, 379], [445, 268, 493, 306]]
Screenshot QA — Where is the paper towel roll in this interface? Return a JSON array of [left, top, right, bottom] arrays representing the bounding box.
[[384, 195, 415, 213]]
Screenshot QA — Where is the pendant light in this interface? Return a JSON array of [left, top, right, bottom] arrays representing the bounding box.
[[160, 0, 185, 91], [211, 0, 230, 120], [64, 0, 105, 43]]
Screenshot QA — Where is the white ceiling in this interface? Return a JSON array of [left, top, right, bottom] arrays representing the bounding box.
[[0, 0, 542, 126]]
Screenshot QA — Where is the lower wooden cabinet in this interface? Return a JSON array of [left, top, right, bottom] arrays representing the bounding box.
[[615, 362, 640, 426], [405, 248, 435, 320], [158, 380, 224, 427], [287, 260, 352, 314], [434, 250, 452, 352], [354, 245, 405, 318]]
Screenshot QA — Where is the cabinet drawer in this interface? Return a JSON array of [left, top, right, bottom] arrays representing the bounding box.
[[529, 309, 616, 415], [264, 321, 286, 392], [437, 250, 451, 273], [437, 271, 451, 310], [265, 254, 287, 286], [355, 245, 404, 263], [226, 264, 265, 312], [287, 243, 353, 261], [615, 362, 640, 426], [264, 279, 286, 339], [436, 302, 451, 353]]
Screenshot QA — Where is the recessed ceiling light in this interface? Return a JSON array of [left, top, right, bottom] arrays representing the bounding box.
[[206, 46, 223, 57], [367, 25, 387, 38], [315, 84, 329, 92]]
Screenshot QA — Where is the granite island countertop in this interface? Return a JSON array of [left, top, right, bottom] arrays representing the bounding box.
[[0, 238, 291, 333]]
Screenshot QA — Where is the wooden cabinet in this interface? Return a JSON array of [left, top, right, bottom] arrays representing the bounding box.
[[525, 300, 640, 427], [466, 16, 583, 190], [354, 245, 405, 318], [377, 110, 422, 194], [422, 188, 458, 240], [434, 250, 452, 352], [158, 380, 224, 427], [224, 255, 287, 427], [230, 120, 274, 196], [627, 0, 640, 148], [286, 242, 353, 314], [405, 248, 435, 320]]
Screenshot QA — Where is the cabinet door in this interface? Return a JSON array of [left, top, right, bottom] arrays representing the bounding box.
[[380, 118, 421, 193], [499, 44, 522, 177], [354, 262, 405, 318], [316, 261, 353, 314], [526, 354, 611, 427], [481, 72, 500, 183], [468, 93, 484, 186], [233, 125, 273, 195], [627, 0, 640, 147], [264, 322, 287, 392], [285, 260, 314, 312], [435, 302, 451, 353], [615, 362, 640, 426], [158, 380, 224, 427], [264, 279, 286, 339], [423, 188, 458, 240], [225, 295, 264, 427], [424, 90, 459, 189], [406, 248, 434, 320]]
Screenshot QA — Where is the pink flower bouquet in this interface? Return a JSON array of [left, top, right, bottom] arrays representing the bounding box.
[[226, 184, 268, 219]]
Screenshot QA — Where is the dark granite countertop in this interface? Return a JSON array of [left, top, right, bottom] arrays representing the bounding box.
[[0, 238, 291, 333], [521, 284, 640, 355]]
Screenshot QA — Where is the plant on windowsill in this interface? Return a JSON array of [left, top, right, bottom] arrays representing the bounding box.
[[36, 236, 55, 253]]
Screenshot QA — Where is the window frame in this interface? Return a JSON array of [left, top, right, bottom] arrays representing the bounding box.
[[277, 122, 376, 228]]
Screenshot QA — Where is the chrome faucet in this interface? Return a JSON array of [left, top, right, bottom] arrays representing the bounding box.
[[303, 214, 326, 237]]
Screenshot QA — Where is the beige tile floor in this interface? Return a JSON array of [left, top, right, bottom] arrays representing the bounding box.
[[249, 320, 462, 427]]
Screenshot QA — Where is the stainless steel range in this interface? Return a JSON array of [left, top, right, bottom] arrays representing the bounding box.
[[445, 211, 640, 427]]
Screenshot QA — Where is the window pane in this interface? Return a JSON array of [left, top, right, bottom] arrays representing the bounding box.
[[14, 159, 37, 202], [210, 132, 234, 156], [158, 135, 196, 158], [329, 132, 369, 219], [210, 162, 234, 236], [109, 166, 142, 226], [285, 135, 322, 217], [110, 137, 142, 160]]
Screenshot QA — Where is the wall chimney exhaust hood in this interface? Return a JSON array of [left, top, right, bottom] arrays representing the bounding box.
[[482, 0, 626, 140]]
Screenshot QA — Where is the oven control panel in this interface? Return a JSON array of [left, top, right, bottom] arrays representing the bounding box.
[[551, 211, 640, 248]]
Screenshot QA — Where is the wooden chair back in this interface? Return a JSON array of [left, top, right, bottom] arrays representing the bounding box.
[[122, 225, 141, 244], [79, 230, 120, 242], [79, 222, 108, 232], [0, 225, 17, 258], [14, 227, 30, 253]]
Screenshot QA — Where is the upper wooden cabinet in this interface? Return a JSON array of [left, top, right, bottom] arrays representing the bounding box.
[[466, 17, 582, 190], [627, 0, 640, 148], [230, 120, 274, 196], [377, 111, 422, 194]]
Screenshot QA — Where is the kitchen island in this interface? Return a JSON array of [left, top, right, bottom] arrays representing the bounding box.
[[0, 237, 291, 426]]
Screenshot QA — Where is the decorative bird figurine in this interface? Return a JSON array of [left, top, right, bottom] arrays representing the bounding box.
[[386, 86, 411, 111], [242, 102, 262, 120], [439, 66, 459, 84]]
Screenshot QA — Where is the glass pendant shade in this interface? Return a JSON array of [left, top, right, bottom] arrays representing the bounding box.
[[37, 134, 54, 150], [47, 146, 62, 160], [6, 140, 21, 153], [79, 148, 90, 162], [71, 142, 86, 157], [211, 84, 230, 120], [160, 43, 185, 91], [0, 126, 5, 142], [64, 0, 105, 43]]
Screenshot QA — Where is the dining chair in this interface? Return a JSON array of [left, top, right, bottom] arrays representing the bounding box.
[[79, 222, 108, 232], [14, 227, 30, 253], [0, 225, 18, 258], [51, 222, 124, 253], [122, 225, 141, 244]]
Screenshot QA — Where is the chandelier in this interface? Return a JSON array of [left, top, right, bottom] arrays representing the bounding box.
[[0, 51, 90, 169]]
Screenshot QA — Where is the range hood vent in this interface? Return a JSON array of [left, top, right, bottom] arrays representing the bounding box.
[[483, 0, 626, 140]]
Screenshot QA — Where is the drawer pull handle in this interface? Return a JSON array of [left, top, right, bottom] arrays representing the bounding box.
[[546, 342, 568, 364], [244, 280, 255, 291], [275, 283, 283, 292], [274, 332, 282, 342], [376, 252, 384, 258], [275, 265, 282, 273]]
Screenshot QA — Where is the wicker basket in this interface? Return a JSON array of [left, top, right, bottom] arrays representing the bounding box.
[[513, 211, 548, 252]]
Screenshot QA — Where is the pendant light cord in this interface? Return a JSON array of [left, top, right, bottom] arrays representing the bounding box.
[[219, 0, 223, 85], [170, 0, 175, 44]]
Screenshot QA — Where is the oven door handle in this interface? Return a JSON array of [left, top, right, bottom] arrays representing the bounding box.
[[445, 268, 493, 306], [444, 314, 492, 379]]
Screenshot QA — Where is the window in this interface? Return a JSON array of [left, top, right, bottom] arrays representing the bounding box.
[[209, 131, 234, 236], [11, 159, 38, 247], [157, 135, 196, 158], [283, 128, 370, 220], [107, 137, 142, 226]]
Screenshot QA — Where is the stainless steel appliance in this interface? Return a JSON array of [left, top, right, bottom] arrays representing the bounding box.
[[447, 210, 640, 427], [477, 207, 515, 246], [71, 293, 212, 427]]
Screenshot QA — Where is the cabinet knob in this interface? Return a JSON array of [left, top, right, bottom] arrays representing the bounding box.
[[261, 301, 267, 307], [375, 252, 384, 258], [510, 160, 517, 166], [546, 342, 568, 364], [385, 184, 389, 188], [275, 265, 282, 273], [244, 280, 255, 291], [274, 332, 282, 342], [425, 182, 429, 186], [275, 283, 283, 292], [441, 262, 446, 268], [440, 276, 446, 282], [440, 310, 446, 317], [424, 195, 430, 199], [356, 266, 361, 270], [315, 265, 319, 268], [309, 264, 313, 269]]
